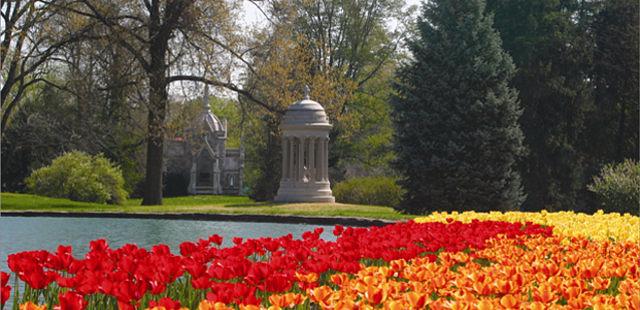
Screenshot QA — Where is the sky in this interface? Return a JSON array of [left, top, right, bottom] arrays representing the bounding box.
[[240, 0, 423, 27]]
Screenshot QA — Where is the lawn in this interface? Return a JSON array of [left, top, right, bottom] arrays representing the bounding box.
[[0, 193, 413, 220]]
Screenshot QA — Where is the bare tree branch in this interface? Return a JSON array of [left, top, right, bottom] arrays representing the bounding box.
[[167, 74, 283, 114]]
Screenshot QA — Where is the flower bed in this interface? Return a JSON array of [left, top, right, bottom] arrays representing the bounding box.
[[415, 209, 640, 242], [2, 212, 639, 310]]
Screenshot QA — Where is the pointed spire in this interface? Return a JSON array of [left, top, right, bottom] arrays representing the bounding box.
[[203, 85, 210, 111], [303, 85, 310, 100]]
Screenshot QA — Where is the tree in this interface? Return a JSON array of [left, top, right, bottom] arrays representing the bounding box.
[[486, 0, 596, 211], [1, 0, 95, 132], [392, 0, 525, 214], [57, 0, 271, 205], [590, 0, 639, 163]]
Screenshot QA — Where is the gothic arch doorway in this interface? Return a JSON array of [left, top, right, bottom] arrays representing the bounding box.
[[195, 150, 213, 190]]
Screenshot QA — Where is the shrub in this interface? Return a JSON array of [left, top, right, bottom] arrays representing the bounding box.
[[25, 151, 128, 204], [333, 176, 404, 207], [588, 159, 639, 215]]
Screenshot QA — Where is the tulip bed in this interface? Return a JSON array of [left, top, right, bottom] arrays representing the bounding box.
[[2, 211, 639, 310]]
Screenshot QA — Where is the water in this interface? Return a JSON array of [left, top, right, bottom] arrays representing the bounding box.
[[0, 216, 338, 270]]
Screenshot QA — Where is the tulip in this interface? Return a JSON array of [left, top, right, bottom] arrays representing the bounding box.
[[58, 291, 87, 310], [147, 297, 184, 310], [295, 272, 318, 283], [404, 291, 427, 308], [20, 302, 47, 310], [308, 286, 334, 308], [330, 273, 350, 287], [499, 294, 519, 309], [363, 285, 388, 305], [1, 271, 10, 307], [197, 300, 232, 310]]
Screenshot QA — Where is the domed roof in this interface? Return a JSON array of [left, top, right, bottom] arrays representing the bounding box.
[[287, 98, 326, 112], [196, 86, 225, 134], [281, 87, 331, 128], [202, 109, 224, 133]]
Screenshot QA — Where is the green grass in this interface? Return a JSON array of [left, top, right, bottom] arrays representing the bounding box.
[[0, 193, 414, 220]]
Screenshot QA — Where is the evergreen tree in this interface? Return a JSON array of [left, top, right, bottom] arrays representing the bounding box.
[[590, 0, 639, 163], [486, 0, 596, 211], [391, 0, 525, 214]]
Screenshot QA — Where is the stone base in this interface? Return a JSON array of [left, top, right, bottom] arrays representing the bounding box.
[[274, 181, 335, 203]]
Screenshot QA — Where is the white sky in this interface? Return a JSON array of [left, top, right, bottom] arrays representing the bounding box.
[[239, 0, 423, 27]]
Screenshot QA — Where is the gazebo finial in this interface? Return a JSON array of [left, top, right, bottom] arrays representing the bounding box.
[[303, 85, 310, 100]]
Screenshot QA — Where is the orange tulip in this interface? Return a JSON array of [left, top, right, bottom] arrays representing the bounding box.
[[451, 289, 477, 304], [592, 304, 616, 310], [567, 296, 589, 309], [331, 273, 350, 287], [471, 278, 492, 296], [383, 300, 406, 310], [495, 279, 514, 295], [269, 293, 305, 308], [269, 294, 285, 308], [444, 299, 471, 310], [333, 299, 356, 310], [390, 259, 407, 272], [364, 285, 388, 305], [591, 277, 610, 291], [582, 259, 605, 278], [561, 285, 581, 300], [295, 272, 319, 283], [198, 301, 232, 310], [404, 291, 428, 309], [477, 299, 494, 310], [532, 283, 557, 304], [308, 286, 334, 307], [499, 294, 519, 309], [628, 292, 640, 310], [612, 265, 628, 278], [19, 302, 46, 310], [527, 301, 546, 310], [431, 274, 448, 289]]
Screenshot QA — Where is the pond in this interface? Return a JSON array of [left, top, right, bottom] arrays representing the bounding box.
[[0, 216, 338, 270]]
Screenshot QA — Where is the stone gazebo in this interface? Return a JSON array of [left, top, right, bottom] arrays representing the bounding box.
[[274, 87, 335, 203]]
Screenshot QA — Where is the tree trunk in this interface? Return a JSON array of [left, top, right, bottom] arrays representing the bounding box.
[[141, 98, 166, 205], [141, 14, 169, 205]]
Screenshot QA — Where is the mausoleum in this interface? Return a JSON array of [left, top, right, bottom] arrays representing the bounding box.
[[274, 87, 335, 203], [164, 89, 243, 195]]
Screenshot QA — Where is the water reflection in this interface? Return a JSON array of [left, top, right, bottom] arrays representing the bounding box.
[[0, 216, 337, 269]]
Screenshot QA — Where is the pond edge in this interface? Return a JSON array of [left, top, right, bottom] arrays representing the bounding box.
[[0, 211, 397, 227]]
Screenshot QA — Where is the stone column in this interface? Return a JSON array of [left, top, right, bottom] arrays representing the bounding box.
[[188, 160, 197, 194], [317, 137, 324, 181], [318, 138, 322, 181], [323, 137, 329, 181], [282, 137, 289, 180], [289, 137, 295, 181], [308, 137, 315, 181], [213, 158, 220, 194], [298, 137, 304, 181]]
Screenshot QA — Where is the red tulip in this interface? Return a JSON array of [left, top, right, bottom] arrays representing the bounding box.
[[1, 271, 10, 307], [208, 234, 223, 246], [148, 297, 182, 310], [58, 291, 87, 310]]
